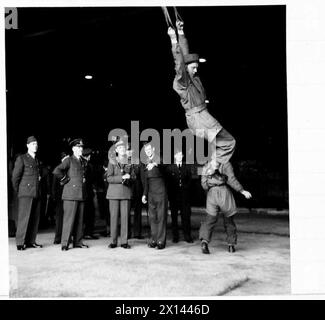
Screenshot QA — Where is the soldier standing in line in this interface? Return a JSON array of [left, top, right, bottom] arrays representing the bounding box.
[[106, 139, 135, 249], [166, 149, 193, 243], [11, 136, 43, 250], [53, 138, 89, 251]]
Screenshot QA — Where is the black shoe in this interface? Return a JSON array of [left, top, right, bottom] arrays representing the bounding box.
[[201, 241, 210, 254], [148, 240, 157, 248], [17, 245, 26, 251], [61, 246, 69, 251], [108, 243, 117, 249], [185, 237, 194, 243], [121, 244, 131, 249], [228, 245, 236, 253], [26, 243, 43, 248], [53, 240, 61, 245], [73, 243, 89, 248], [157, 242, 165, 250]]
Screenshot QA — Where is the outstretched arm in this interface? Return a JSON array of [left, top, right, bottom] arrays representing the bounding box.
[[176, 20, 189, 55], [223, 162, 252, 199], [167, 26, 189, 91]]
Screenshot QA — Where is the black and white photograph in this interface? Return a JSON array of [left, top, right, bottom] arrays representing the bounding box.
[[1, 0, 325, 300]]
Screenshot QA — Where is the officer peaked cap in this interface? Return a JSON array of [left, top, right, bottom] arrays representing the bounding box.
[[70, 138, 84, 147]]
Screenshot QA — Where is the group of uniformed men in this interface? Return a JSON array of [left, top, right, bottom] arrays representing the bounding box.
[[11, 135, 195, 252], [11, 133, 252, 255]]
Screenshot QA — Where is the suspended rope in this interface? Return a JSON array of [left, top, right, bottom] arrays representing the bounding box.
[[173, 7, 184, 24], [161, 7, 175, 29]]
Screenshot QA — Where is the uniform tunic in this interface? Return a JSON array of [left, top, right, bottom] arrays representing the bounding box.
[[170, 31, 236, 164], [166, 163, 192, 240], [12, 153, 42, 246], [201, 162, 243, 217], [141, 155, 168, 245], [106, 159, 135, 245], [171, 33, 223, 142], [53, 155, 87, 247]]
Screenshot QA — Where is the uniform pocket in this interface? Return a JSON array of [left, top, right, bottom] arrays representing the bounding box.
[[24, 165, 36, 176], [18, 181, 36, 196], [62, 184, 82, 200]]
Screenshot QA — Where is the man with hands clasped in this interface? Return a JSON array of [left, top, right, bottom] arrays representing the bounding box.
[[141, 143, 168, 250]]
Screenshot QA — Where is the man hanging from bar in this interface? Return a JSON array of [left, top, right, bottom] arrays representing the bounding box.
[[167, 19, 236, 166]]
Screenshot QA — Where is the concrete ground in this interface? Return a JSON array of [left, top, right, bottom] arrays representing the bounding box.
[[8, 208, 290, 298]]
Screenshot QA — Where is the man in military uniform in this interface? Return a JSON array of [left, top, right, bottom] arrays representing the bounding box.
[[166, 149, 193, 243], [141, 142, 168, 249], [53, 138, 89, 251], [11, 136, 43, 250], [106, 139, 135, 249], [199, 159, 252, 254], [167, 21, 236, 165]]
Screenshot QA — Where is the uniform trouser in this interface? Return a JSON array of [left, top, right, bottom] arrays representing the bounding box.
[[170, 193, 192, 240], [61, 200, 85, 247], [84, 196, 95, 236], [199, 212, 237, 245], [54, 200, 64, 243], [148, 192, 168, 244], [132, 196, 143, 237], [16, 197, 41, 246], [211, 128, 236, 164], [109, 199, 130, 245]]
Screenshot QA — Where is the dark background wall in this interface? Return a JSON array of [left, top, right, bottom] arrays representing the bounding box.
[[5, 6, 288, 208]]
